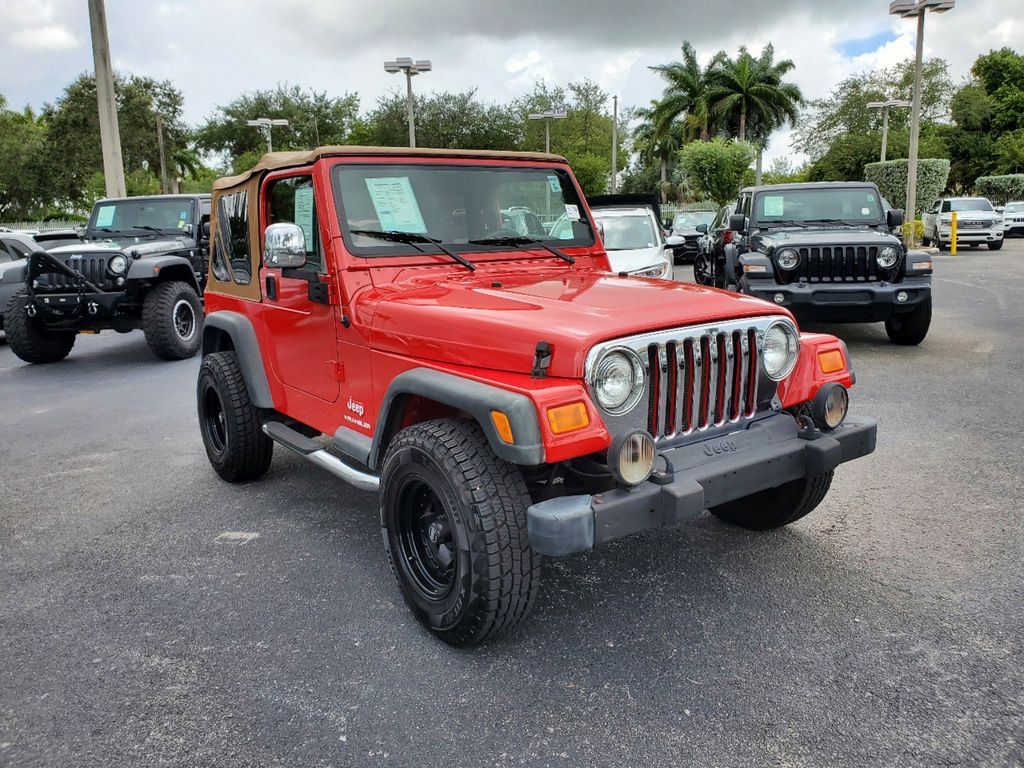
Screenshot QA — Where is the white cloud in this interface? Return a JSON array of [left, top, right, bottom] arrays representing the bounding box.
[[11, 24, 79, 51]]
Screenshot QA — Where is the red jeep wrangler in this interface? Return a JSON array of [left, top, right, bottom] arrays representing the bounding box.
[[197, 147, 876, 645]]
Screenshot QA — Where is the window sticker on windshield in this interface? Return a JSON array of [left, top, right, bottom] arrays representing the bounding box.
[[547, 175, 562, 193], [763, 196, 785, 217], [861, 207, 871, 216], [866, 194, 876, 202], [565, 204, 580, 221], [95, 205, 115, 228], [294, 186, 316, 248], [365, 177, 427, 233]]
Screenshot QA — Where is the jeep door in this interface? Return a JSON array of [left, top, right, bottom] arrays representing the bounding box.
[[259, 170, 341, 403]]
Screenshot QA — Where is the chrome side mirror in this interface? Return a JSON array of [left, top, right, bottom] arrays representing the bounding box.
[[264, 223, 307, 269]]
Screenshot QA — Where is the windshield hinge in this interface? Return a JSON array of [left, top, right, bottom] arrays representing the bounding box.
[[531, 341, 553, 379]]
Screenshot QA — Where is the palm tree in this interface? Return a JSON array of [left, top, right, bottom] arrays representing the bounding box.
[[649, 42, 716, 141], [633, 102, 686, 201], [706, 44, 803, 143]]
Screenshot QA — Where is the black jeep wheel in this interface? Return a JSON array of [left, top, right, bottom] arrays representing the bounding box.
[[142, 281, 203, 361], [197, 351, 273, 482], [885, 297, 931, 345], [4, 293, 76, 364], [381, 418, 541, 646], [988, 240, 1003, 251], [693, 251, 714, 286], [710, 471, 834, 530]]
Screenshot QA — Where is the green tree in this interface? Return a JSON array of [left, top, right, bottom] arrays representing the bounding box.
[[633, 102, 685, 200], [0, 97, 51, 219], [194, 84, 360, 161], [649, 41, 715, 140], [706, 44, 803, 143], [971, 48, 1024, 133], [994, 131, 1024, 174], [678, 138, 755, 206]]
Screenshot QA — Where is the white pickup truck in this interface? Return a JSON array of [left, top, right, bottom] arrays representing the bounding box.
[[922, 197, 1004, 251]]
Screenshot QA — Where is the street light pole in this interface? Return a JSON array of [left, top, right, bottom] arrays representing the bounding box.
[[87, 0, 126, 198], [890, 0, 954, 229], [385, 57, 432, 148], [611, 95, 618, 194], [867, 99, 912, 161], [245, 118, 289, 153], [527, 111, 568, 218]]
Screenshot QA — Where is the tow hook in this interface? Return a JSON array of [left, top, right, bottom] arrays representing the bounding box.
[[796, 415, 819, 440], [649, 453, 676, 485], [87, 302, 99, 315], [26, 303, 37, 317]]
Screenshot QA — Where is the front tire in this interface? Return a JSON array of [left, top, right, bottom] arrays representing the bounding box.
[[710, 471, 834, 530], [693, 251, 714, 286], [988, 240, 1003, 251], [197, 351, 274, 482], [4, 293, 76, 364], [885, 297, 931, 345], [381, 419, 541, 646], [142, 281, 203, 360]]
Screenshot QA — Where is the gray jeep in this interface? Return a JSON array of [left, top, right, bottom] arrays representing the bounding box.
[[2, 194, 210, 363]]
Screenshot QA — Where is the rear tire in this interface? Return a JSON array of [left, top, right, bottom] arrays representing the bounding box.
[[4, 293, 76, 364], [197, 351, 274, 482], [693, 251, 714, 286], [142, 281, 203, 360], [988, 240, 1003, 251], [710, 471, 834, 530], [380, 418, 541, 646], [885, 297, 931, 345]]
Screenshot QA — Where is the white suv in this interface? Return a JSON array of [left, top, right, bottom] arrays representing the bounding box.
[[922, 197, 1004, 251], [1002, 201, 1024, 236]]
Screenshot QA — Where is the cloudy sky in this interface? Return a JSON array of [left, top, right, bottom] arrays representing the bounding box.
[[0, 0, 1018, 165]]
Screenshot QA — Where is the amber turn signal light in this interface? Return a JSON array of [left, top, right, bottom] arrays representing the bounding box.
[[818, 349, 845, 374], [546, 402, 590, 435], [490, 410, 515, 444]]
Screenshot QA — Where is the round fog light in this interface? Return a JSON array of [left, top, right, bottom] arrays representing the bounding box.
[[811, 384, 849, 430], [773, 293, 785, 304], [896, 290, 908, 303], [609, 430, 656, 486]]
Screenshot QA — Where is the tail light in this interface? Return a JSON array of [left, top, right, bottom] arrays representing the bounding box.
[[723, 230, 733, 244]]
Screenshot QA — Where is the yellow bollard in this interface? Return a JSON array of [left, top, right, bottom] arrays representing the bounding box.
[[951, 211, 957, 256]]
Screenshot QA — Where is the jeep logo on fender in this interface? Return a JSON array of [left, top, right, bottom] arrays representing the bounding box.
[[346, 397, 365, 417], [703, 439, 738, 457]]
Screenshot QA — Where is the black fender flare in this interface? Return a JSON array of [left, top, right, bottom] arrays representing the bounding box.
[[127, 256, 201, 294], [356, 368, 545, 471], [201, 311, 274, 408]]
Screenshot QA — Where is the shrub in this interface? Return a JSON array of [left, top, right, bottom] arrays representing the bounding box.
[[973, 174, 1024, 205], [864, 158, 950, 215], [678, 139, 756, 208]]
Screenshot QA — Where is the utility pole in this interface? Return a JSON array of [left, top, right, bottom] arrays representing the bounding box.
[[245, 118, 289, 153], [384, 58, 432, 148], [155, 114, 169, 194], [528, 111, 568, 219], [611, 95, 618, 194], [88, 0, 125, 198]]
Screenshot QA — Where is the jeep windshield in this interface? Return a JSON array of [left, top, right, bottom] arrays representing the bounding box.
[[332, 164, 595, 256], [86, 198, 195, 237], [754, 188, 883, 228]]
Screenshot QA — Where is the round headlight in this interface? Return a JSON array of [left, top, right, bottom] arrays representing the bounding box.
[[762, 321, 800, 381], [609, 430, 656, 486], [776, 248, 800, 270], [108, 254, 128, 275], [877, 246, 899, 269], [591, 350, 644, 414], [812, 383, 849, 430]]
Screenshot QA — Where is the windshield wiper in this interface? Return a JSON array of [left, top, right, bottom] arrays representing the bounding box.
[[762, 219, 808, 228], [129, 224, 170, 236], [350, 229, 475, 271], [468, 235, 575, 264], [803, 218, 866, 226]]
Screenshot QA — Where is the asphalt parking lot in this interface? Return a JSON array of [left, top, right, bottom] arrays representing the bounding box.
[[2, 240, 1022, 767]]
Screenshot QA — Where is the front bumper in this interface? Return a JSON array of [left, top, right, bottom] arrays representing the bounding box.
[[527, 413, 876, 556], [938, 227, 1003, 243], [746, 276, 931, 323], [30, 291, 124, 321]]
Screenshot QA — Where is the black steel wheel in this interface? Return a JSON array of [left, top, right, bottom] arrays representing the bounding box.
[[394, 478, 458, 600], [693, 251, 714, 286]]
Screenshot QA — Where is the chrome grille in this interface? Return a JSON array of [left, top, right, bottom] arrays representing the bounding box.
[[646, 327, 760, 440], [796, 246, 879, 282]]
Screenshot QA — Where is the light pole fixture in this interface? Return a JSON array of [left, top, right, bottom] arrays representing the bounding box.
[[384, 57, 432, 148], [867, 99, 912, 161], [246, 118, 289, 153], [527, 111, 568, 154], [889, 0, 955, 230]]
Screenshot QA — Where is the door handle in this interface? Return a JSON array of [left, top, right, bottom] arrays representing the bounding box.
[[265, 275, 278, 301]]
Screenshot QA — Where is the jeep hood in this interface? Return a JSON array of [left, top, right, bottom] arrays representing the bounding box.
[[367, 268, 784, 378], [754, 227, 898, 248], [48, 237, 193, 257]]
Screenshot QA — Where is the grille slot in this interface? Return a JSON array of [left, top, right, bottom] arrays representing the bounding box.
[[35, 255, 115, 291], [796, 246, 879, 282], [646, 326, 760, 441]]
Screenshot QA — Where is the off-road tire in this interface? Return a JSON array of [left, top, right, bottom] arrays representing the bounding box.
[[921, 234, 931, 246], [380, 418, 541, 646], [988, 240, 1003, 251], [692, 251, 714, 286], [197, 351, 273, 482], [4, 292, 75, 364], [885, 297, 931, 345], [710, 471, 834, 530], [142, 281, 202, 360]]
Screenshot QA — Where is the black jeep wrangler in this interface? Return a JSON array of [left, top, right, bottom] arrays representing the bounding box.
[[3, 194, 210, 363], [721, 182, 934, 345]]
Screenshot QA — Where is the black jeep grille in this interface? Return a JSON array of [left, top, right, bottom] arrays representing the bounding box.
[[794, 246, 880, 282], [36, 256, 116, 291]]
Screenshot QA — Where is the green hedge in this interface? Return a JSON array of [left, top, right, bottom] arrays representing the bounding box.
[[864, 158, 950, 216], [973, 175, 1024, 205]]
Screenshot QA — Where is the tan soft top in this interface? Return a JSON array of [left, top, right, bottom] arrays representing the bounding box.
[[212, 145, 568, 191]]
